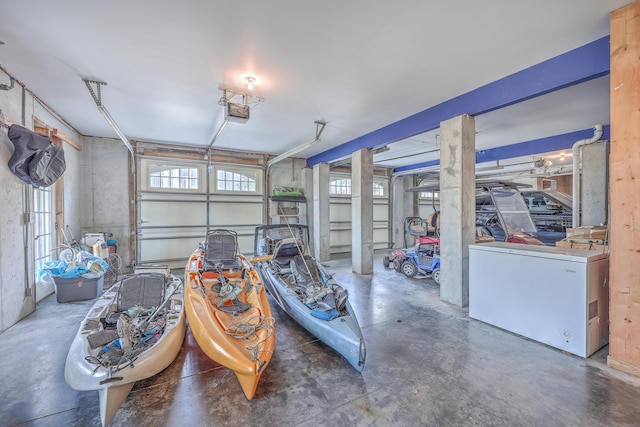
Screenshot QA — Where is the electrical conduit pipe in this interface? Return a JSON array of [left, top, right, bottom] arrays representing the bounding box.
[[572, 124, 603, 227]]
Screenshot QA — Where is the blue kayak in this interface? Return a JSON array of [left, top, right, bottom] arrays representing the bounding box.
[[253, 224, 366, 371]]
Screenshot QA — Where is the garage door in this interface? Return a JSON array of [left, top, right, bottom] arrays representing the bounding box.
[[137, 157, 263, 269], [418, 190, 440, 219], [329, 173, 389, 254]]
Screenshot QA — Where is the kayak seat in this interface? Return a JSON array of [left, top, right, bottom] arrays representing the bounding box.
[[273, 258, 291, 274], [272, 238, 303, 273], [117, 273, 166, 311], [204, 229, 242, 271], [426, 211, 441, 236]]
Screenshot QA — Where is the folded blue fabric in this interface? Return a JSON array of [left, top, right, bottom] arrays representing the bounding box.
[[311, 307, 339, 321]]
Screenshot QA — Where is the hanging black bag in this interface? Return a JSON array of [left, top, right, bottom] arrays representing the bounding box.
[[7, 124, 66, 187]]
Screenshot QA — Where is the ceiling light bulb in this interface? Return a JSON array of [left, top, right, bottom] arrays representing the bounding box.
[[245, 76, 255, 91]]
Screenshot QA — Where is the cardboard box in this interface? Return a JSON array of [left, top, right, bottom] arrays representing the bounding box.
[[82, 233, 106, 246], [53, 275, 104, 303], [556, 238, 609, 253], [566, 226, 608, 240]]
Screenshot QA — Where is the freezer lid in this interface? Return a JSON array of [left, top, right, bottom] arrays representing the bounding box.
[[469, 241, 609, 262]]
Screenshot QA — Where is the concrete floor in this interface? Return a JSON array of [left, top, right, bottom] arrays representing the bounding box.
[[3, 252, 640, 427]]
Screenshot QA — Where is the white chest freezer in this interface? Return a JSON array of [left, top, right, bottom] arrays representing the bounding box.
[[469, 242, 609, 357]]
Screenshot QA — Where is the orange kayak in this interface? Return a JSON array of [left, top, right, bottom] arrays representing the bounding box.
[[184, 247, 275, 399]]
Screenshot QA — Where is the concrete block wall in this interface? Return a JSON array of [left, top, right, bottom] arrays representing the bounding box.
[[267, 158, 309, 217], [268, 158, 308, 196], [81, 136, 131, 272], [267, 157, 312, 251]]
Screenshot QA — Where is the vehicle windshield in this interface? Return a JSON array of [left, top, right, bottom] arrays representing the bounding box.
[[544, 190, 572, 208], [491, 189, 538, 236]]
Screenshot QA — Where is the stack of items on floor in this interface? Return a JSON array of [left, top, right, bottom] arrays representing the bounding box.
[[41, 250, 109, 303], [556, 225, 609, 252], [63, 225, 367, 425]]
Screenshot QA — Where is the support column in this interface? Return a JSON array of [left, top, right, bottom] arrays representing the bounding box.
[[439, 114, 476, 307], [303, 166, 314, 248], [352, 148, 374, 274], [312, 162, 330, 262], [581, 142, 609, 226], [608, 2, 640, 377], [391, 175, 414, 248]]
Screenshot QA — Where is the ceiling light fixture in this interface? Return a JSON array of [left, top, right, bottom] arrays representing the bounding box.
[[532, 158, 552, 168], [245, 76, 255, 91]]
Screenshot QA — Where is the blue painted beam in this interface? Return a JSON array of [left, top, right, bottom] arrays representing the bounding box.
[[393, 125, 611, 173], [307, 36, 610, 168]]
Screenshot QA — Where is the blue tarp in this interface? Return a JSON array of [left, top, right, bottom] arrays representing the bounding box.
[[39, 250, 108, 280]]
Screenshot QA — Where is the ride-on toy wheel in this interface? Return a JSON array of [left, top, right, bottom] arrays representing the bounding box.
[[401, 261, 418, 278], [393, 259, 402, 272], [431, 268, 440, 285], [383, 255, 390, 268]]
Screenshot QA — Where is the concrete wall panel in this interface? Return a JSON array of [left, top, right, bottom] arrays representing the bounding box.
[[81, 136, 131, 271], [581, 141, 608, 226]]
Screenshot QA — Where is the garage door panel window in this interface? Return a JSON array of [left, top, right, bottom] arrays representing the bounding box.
[[329, 175, 387, 197], [148, 163, 201, 191], [215, 168, 258, 193], [373, 180, 387, 198], [330, 177, 351, 195]]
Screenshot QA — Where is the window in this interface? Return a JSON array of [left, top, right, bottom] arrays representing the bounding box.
[[523, 192, 565, 213], [475, 193, 495, 212], [149, 164, 199, 190], [373, 178, 388, 197], [420, 191, 439, 199], [330, 176, 388, 196], [373, 182, 384, 196], [215, 168, 257, 192], [330, 177, 351, 195]]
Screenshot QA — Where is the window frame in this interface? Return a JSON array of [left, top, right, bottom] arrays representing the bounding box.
[[140, 159, 205, 193], [329, 174, 388, 197], [329, 174, 352, 196], [373, 177, 388, 198], [211, 164, 262, 195]]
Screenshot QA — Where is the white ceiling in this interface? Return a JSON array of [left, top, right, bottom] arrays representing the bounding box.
[[0, 0, 630, 171]]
